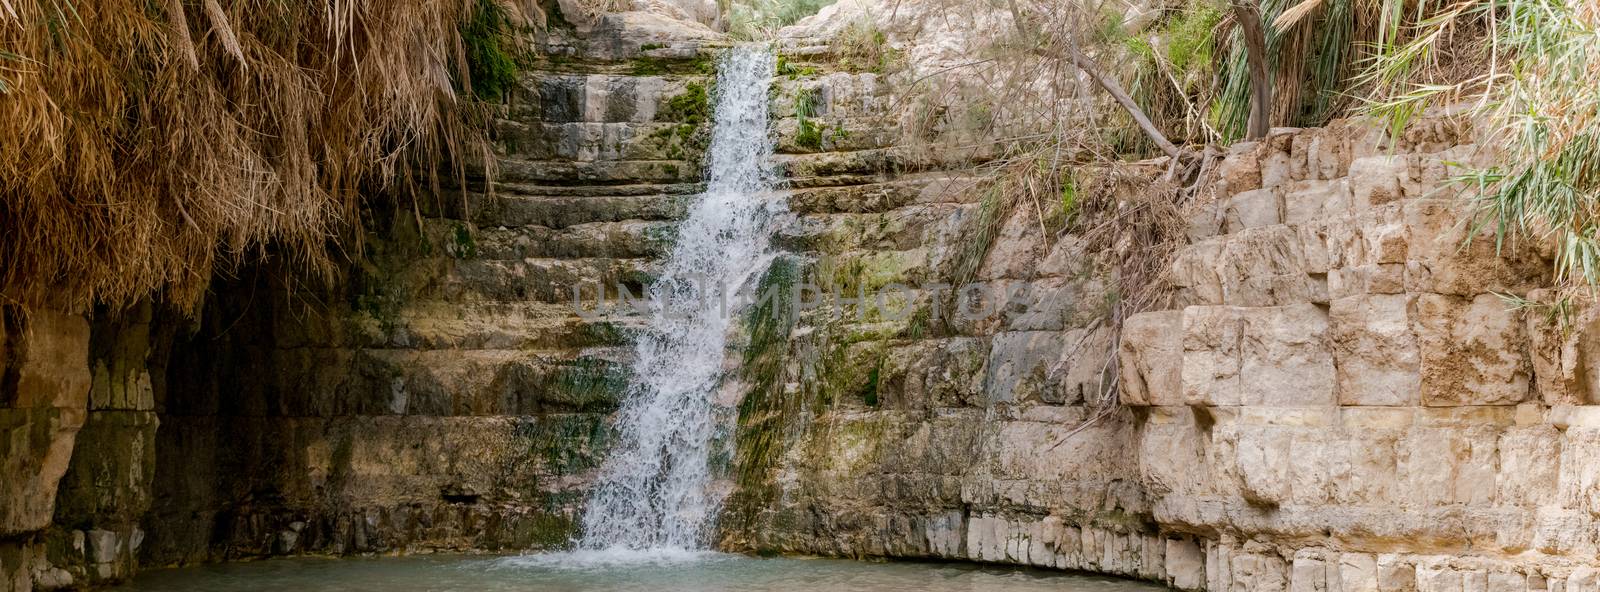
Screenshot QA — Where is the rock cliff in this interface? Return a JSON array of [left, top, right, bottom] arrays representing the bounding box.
[[3, 4, 1598, 592]]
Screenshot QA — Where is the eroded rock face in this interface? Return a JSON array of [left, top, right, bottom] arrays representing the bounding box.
[[6, 5, 1593, 592], [0, 9, 728, 588], [708, 29, 1170, 583], [127, 14, 734, 572], [1116, 122, 1600, 590], [1, 307, 91, 591]]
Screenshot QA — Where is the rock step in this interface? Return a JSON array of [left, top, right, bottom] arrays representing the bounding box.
[[782, 174, 980, 214], [488, 180, 704, 198], [773, 117, 900, 154], [510, 72, 712, 125], [461, 219, 673, 260], [770, 73, 889, 120], [424, 191, 689, 229], [774, 148, 910, 178], [779, 205, 966, 253], [496, 120, 710, 163], [355, 303, 648, 352], [416, 257, 657, 305], [411, 218, 666, 261], [170, 346, 635, 417], [497, 157, 702, 185]]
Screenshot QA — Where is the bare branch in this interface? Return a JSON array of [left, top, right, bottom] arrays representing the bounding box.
[[1005, 0, 1183, 160]]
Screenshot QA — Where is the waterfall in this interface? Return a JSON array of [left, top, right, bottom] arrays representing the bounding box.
[[577, 46, 782, 552]]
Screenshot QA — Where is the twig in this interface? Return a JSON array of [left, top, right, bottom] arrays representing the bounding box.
[[1005, 0, 1184, 160]]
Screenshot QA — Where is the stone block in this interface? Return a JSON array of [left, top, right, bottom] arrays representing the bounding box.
[[1330, 264, 1407, 299], [51, 411, 159, 528], [1059, 327, 1116, 405], [1294, 127, 1351, 180], [1350, 156, 1409, 210], [1527, 292, 1600, 405], [1289, 432, 1336, 504], [1232, 551, 1290, 592], [1183, 306, 1247, 406], [983, 331, 1066, 405], [1293, 553, 1330, 592], [1330, 430, 1400, 504], [1297, 217, 1363, 274], [1414, 293, 1531, 406], [1171, 239, 1227, 305], [1398, 428, 1463, 506], [924, 511, 963, 558], [1226, 188, 1283, 232], [1557, 429, 1600, 517], [1216, 226, 1324, 307], [1419, 566, 1464, 592], [1359, 205, 1410, 265], [1188, 199, 1227, 242], [1240, 304, 1336, 406], [1209, 541, 1233, 592], [1230, 427, 1293, 504], [1220, 142, 1263, 194], [1284, 179, 1353, 225], [85, 529, 118, 565], [1167, 538, 1206, 590], [1401, 199, 1547, 296], [1329, 294, 1421, 406], [1465, 571, 1489, 592], [1139, 412, 1212, 497], [1487, 572, 1527, 592], [1119, 311, 1184, 406], [1377, 555, 1417, 592], [1261, 141, 1297, 190], [1182, 304, 1334, 407], [1567, 568, 1597, 592], [1341, 553, 1380, 592], [1496, 426, 1560, 506]]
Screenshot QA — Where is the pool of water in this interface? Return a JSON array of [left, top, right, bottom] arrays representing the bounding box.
[[122, 550, 1168, 592]]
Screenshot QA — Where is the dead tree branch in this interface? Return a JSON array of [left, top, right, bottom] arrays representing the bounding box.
[[1006, 0, 1183, 160]]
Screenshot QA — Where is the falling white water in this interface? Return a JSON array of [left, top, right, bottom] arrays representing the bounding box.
[[577, 46, 782, 552]]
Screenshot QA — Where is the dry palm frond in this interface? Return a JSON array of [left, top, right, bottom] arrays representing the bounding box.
[[0, 0, 528, 314], [202, 0, 244, 67], [1273, 0, 1324, 29], [166, 0, 199, 71]]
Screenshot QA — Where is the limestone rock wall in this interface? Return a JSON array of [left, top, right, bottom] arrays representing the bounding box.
[[715, 45, 1176, 582], [1116, 121, 1600, 591], [7, 5, 1596, 592], [132, 16, 728, 572], [39, 304, 165, 587], [0, 308, 91, 591], [0, 10, 733, 591]]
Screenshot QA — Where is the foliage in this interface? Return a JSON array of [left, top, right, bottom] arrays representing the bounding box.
[[1123, 1, 1227, 149], [1362, 0, 1600, 290], [830, 16, 900, 73], [795, 118, 824, 150], [460, 0, 525, 101], [659, 81, 712, 125], [0, 0, 536, 313], [775, 54, 818, 78], [791, 86, 825, 150], [725, 0, 838, 40], [629, 54, 717, 76]]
